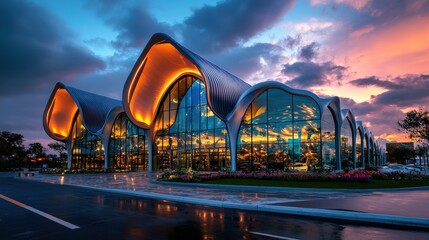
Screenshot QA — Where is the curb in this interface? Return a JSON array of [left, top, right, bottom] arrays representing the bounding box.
[[153, 179, 429, 193]]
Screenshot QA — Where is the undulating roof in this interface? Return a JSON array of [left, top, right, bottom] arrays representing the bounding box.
[[123, 33, 251, 129], [43, 82, 122, 141]]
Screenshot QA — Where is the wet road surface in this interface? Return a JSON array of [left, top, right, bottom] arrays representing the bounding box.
[[1, 176, 429, 239]]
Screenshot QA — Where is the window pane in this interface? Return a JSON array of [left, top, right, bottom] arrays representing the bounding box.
[[294, 95, 320, 121], [268, 89, 292, 122], [251, 92, 267, 124]]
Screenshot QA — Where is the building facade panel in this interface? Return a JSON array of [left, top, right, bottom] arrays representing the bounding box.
[[108, 113, 148, 171], [152, 76, 230, 171], [236, 88, 322, 172]]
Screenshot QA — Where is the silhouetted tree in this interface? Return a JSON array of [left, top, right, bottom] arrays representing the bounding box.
[[27, 142, 46, 168], [0, 131, 27, 169], [48, 142, 67, 168], [415, 144, 429, 166], [398, 110, 429, 143]]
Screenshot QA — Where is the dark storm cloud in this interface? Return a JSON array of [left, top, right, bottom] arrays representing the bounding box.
[[343, 74, 429, 136], [209, 43, 284, 79], [181, 0, 295, 54], [350, 76, 401, 89], [282, 61, 346, 88], [87, 0, 295, 56], [298, 42, 319, 61], [0, 1, 105, 97], [110, 7, 175, 49], [373, 75, 429, 107], [350, 74, 429, 107], [86, 0, 175, 49]]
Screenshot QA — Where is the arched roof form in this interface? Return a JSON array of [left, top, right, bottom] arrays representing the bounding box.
[[356, 121, 364, 134], [43, 82, 123, 141], [123, 33, 251, 129], [228, 81, 325, 123], [320, 96, 342, 128], [341, 109, 357, 131], [368, 132, 375, 149]]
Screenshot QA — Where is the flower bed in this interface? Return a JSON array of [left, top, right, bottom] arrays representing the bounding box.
[[157, 169, 429, 183]]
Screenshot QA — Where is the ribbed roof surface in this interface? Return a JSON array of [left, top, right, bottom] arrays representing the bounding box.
[[65, 86, 122, 134], [123, 33, 250, 129], [43, 82, 122, 141], [179, 43, 251, 119]]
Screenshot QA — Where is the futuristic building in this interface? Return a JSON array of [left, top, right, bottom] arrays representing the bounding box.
[[43, 33, 385, 172]]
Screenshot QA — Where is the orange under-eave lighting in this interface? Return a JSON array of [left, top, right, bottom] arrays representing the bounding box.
[[47, 88, 79, 139], [127, 42, 202, 128]]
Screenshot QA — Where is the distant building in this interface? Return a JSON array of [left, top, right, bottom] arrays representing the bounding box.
[[386, 142, 414, 164], [42, 33, 385, 172]]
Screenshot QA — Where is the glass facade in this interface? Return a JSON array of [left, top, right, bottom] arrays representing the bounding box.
[[340, 118, 353, 170], [71, 115, 104, 169], [237, 89, 321, 172], [356, 129, 362, 168], [108, 113, 148, 171], [364, 135, 369, 167], [321, 109, 336, 171], [370, 138, 374, 166], [153, 76, 230, 171]]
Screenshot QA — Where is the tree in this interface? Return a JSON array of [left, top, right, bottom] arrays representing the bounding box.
[[398, 110, 429, 143], [415, 144, 429, 166], [48, 142, 67, 168], [48, 142, 66, 155], [0, 131, 27, 169], [27, 142, 47, 167]]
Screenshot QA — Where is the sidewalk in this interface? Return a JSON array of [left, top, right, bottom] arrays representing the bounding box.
[[15, 172, 429, 229]]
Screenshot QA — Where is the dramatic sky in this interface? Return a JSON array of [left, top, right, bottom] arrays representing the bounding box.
[[1, 0, 428, 148]]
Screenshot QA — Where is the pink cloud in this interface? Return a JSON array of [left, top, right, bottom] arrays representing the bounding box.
[[349, 24, 375, 38], [330, 14, 429, 78]]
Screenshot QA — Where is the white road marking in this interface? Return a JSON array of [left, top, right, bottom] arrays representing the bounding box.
[[249, 231, 299, 240], [0, 194, 80, 230]]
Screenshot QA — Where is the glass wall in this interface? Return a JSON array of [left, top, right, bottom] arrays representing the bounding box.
[[153, 76, 230, 171], [108, 113, 148, 171], [364, 135, 369, 167], [237, 89, 321, 172], [370, 138, 374, 166], [71, 115, 104, 169], [356, 129, 362, 168], [340, 118, 353, 170], [321, 109, 337, 171]]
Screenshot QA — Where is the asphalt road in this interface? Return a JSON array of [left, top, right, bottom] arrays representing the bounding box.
[[1, 176, 428, 240]]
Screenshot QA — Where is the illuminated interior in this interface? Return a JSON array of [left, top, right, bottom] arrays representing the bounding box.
[[321, 108, 336, 171], [363, 134, 369, 166], [356, 128, 363, 168], [127, 42, 203, 128], [341, 118, 353, 169], [71, 114, 104, 169], [153, 76, 230, 171], [237, 89, 323, 172], [367, 137, 375, 166], [46, 88, 79, 140], [108, 113, 148, 170]]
